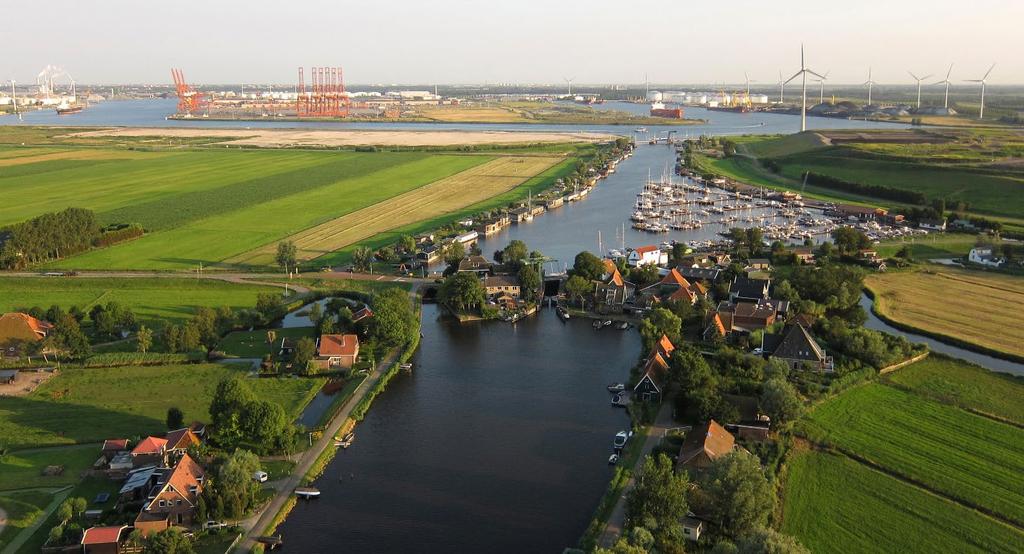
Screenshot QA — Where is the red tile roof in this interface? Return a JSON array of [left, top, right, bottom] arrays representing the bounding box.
[[352, 306, 374, 322], [131, 436, 167, 456], [145, 454, 205, 511], [81, 526, 127, 546], [102, 439, 129, 452], [678, 420, 736, 467], [165, 428, 200, 451], [634, 245, 659, 254], [659, 268, 692, 288], [0, 312, 53, 339], [318, 334, 359, 357], [657, 335, 675, 358]]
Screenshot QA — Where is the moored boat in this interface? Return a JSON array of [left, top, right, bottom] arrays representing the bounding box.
[[294, 487, 321, 499]]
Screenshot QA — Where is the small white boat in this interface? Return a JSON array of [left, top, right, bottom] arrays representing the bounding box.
[[603, 320, 612, 327], [607, 383, 625, 393], [294, 487, 321, 499], [608, 453, 620, 465], [615, 321, 629, 330]]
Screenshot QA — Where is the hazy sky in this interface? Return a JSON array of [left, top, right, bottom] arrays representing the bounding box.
[[6, 0, 1022, 85]]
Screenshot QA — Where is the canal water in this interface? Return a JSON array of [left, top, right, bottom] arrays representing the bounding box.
[[278, 304, 642, 553]]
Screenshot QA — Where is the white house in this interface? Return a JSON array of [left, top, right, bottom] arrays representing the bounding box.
[[682, 516, 704, 541], [968, 247, 1004, 268], [627, 246, 667, 267], [454, 230, 479, 245], [919, 219, 947, 232]]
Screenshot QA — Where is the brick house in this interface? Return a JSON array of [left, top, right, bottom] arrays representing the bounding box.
[[676, 420, 738, 471], [315, 334, 360, 370], [81, 525, 133, 554], [134, 454, 205, 535], [130, 436, 167, 468], [0, 312, 53, 353]]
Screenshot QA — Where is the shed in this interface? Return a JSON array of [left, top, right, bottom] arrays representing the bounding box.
[[0, 369, 17, 384]]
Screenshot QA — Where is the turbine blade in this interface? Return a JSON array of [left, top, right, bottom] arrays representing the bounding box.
[[922, 74, 933, 81], [807, 70, 825, 80], [984, 63, 996, 79], [908, 71, 918, 81], [946, 64, 953, 80], [784, 70, 803, 84]]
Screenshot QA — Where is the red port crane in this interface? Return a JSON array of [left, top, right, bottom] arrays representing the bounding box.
[[170, 68, 208, 116], [297, 66, 349, 118]]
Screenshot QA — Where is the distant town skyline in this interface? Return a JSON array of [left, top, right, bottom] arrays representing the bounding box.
[[7, 0, 1023, 86]]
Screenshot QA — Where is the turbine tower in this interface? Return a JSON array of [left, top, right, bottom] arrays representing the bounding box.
[[784, 44, 825, 132], [908, 71, 933, 109], [812, 71, 830, 105], [863, 68, 877, 106], [563, 77, 575, 97], [933, 64, 954, 109], [777, 70, 785, 104], [965, 63, 995, 119]]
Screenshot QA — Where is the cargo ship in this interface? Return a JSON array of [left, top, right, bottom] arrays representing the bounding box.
[[650, 102, 684, 119], [56, 103, 84, 115], [707, 104, 751, 114]]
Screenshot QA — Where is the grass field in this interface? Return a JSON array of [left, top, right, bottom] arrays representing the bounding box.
[[884, 356, 1024, 425], [874, 233, 978, 259], [0, 444, 99, 491], [865, 267, 1024, 359], [228, 156, 562, 265], [0, 490, 51, 550], [782, 450, 1024, 554], [0, 364, 324, 449], [0, 277, 281, 328], [219, 326, 316, 358], [800, 383, 1024, 525]]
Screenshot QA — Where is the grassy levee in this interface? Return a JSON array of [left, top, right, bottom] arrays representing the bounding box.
[[874, 233, 978, 259], [799, 383, 1024, 526], [782, 450, 1024, 554], [0, 277, 280, 328], [864, 267, 1024, 362], [884, 356, 1024, 426], [57, 153, 485, 270], [0, 364, 324, 449]]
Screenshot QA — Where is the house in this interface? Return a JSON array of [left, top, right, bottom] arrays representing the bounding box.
[[790, 247, 816, 264], [593, 259, 635, 313], [165, 428, 201, 455], [483, 275, 521, 299], [676, 420, 738, 471], [716, 300, 777, 333], [454, 230, 479, 244], [627, 245, 667, 267], [642, 269, 706, 306], [676, 266, 722, 283], [702, 313, 727, 342], [351, 306, 374, 323], [633, 351, 670, 402], [475, 214, 510, 236], [722, 394, 771, 441], [315, 334, 361, 370], [134, 454, 205, 535], [763, 323, 834, 372], [655, 334, 675, 359], [81, 525, 131, 554], [729, 276, 770, 302], [969, 247, 1005, 268], [130, 436, 167, 468], [0, 312, 53, 351], [919, 218, 947, 231], [101, 439, 130, 463], [835, 204, 887, 221], [745, 258, 772, 271], [457, 255, 492, 276], [682, 516, 704, 542], [416, 245, 441, 264]]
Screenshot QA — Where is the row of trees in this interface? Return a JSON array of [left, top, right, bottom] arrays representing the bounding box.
[[0, 207, 100, 268], [209, 378, 296, 454]]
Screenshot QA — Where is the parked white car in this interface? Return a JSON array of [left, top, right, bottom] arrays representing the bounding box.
[[253, 471, 269, 483]]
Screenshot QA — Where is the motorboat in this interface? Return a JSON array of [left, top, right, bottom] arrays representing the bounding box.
[[294, 487, 321, 499], [614, 430, 633, 449], [615, 321, 629, 330], [607, 383, 626, 393], [608, 453, 620, 465]]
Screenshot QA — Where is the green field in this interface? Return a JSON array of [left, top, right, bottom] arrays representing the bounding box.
[[0, 490, 51, 550], [219, 326, 316, 358], [0, 277, 281, 327], [885, 356, 1024, 425], [0, 444, 99, 491], [874, 233, 978, 259], [0, 364, 324, 449], [782, 450, 1024, 554], [800, 383, 1024, 525]]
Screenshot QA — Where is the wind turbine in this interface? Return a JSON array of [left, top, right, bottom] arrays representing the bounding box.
[[863, 68, 877, 106], [965, 63, 995, 119], [908, 71, 933, 109], [812, 70, 830, 105], [744, 72, 754, 96], [563, 76, 575, 97], [784, 44, 825, 132], [933, 64, 954, 109], [777, 70, 785, 104]]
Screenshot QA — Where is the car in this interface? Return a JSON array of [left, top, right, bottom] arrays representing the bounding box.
[[613, 430, 633, 449], [205, 521, 227, 530], [253, 471, 269, 483], [752, 347, 764, 356]]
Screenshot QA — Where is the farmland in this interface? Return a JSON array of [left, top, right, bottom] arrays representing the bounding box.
[[229, 155, 562, 265], [799, 382, 1024, 525], [874, 233, 978, 259], [865, 267, 1024, 360], [884, 356, 1024, 425], [0, 364, 324, 449], [0, 276, 280, 328], [782, 450, 1024, 554]]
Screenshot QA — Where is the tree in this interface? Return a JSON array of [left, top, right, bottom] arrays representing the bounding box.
[[518, 265, 541, 301], [736, 527, 809, 554], [696, 452, 773, 538], [625, 454, 689, 550], [672, 348, 720, 420], [51, 313, 91, 358], [443, 241, 466, 268], [166, 407, 184, 430], [831, 227, 870, 255], [372, 287, 417, 348], [255, 293, 286, 325], [145, 528, 194, 554], [398, 234, 416, 254], [293, 337, 317, 372], [564, 275, 592, 307], [308, 302, 323, 326], [572, 251, 606, 281], [191, 307, 219, 348], [759, 378, 804, 430], [439, 272, 486, 313], [352, 246, 374, 272], [502, 240, 529, 268], [639, 308, 682, 349], [136, 325, 153, 353], [629, 264, 661, 288], [275, 241, 298, 273], [240, 400, 288, 452], [209, 378, 256, 446], [671, 243, 689, 265]]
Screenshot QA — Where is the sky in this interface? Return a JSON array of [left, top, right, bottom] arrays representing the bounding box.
[[5, 0, 1022, 86]]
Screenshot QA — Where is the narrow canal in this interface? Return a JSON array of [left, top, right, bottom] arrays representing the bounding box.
[[278, 304, 642, 553]]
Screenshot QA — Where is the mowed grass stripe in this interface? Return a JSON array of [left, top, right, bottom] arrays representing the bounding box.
[[57, 154, 484, 270], [865, 268, 1024, 359], [230, 156, 562, 265], [801, 383, 1024, 524], [0, 148, 134, 167], [782, 450, 1024, 554], [884, 356, 1024, 425], [97, 152, 396, 231], [0, 149, 327, 226]]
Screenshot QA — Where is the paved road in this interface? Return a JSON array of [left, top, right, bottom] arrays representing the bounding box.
[[597, 399, 676, 548], [0, 269, 433, 290]]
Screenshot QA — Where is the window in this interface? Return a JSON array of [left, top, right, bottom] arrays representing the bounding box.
[[158, 500, 166, 507], [176, 499, 182, 506]]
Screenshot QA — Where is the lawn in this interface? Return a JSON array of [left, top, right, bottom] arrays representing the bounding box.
[[782, 450, 1024, 554], [58, 153, 486, 270], [800, 383, 1024, 525], [0, 364, 325, 449], [874, 233, 978, 259], [0, 490, 52, 550], [0, 277, 282, 328], [865, 267, 1024, 359], [16, 476, 122, 554], [219, 326, 316, 358], [227, 155, 561, 266], [885, 356, 1024, 425], [0, 444, 99, 491]]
